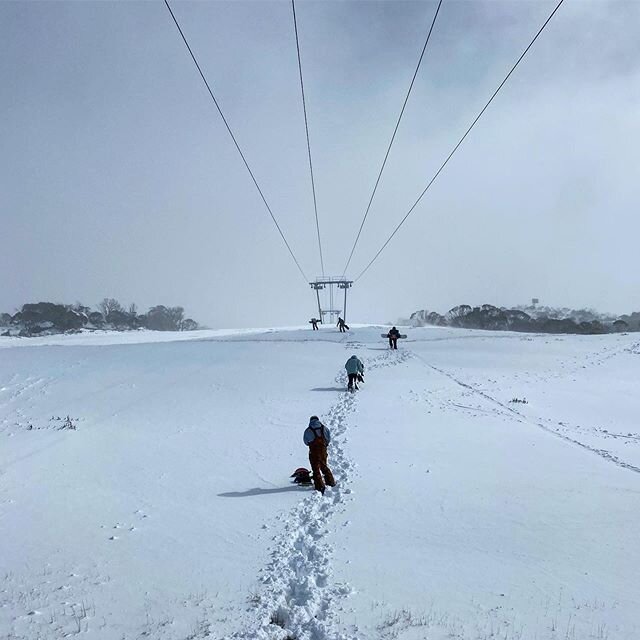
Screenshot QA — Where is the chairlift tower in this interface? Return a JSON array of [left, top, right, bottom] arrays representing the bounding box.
[[310, 277, 353, 324]]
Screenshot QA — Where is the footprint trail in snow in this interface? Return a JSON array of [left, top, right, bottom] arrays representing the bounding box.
[[230, 349, 409, 640]]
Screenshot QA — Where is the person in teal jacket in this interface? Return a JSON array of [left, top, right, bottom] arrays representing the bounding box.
[[345, 355, 364, 391]]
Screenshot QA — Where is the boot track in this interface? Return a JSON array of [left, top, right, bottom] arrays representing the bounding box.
[[229, 349, 409, 640]]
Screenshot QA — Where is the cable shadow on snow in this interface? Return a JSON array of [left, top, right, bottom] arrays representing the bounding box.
[[218, 486, 310, 498]]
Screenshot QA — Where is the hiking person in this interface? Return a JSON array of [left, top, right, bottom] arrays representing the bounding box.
[[387, 326, 401, 350], [336, 317, 349, 333], [303, 416, 335, 494], [309, 318, 319, 330], [345, 354, 364, 391]]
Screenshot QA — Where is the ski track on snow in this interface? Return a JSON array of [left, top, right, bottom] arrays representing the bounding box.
[[409, 351, 640, 476], [228, 348, 410, 640]]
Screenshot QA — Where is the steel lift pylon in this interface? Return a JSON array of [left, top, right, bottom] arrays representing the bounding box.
[[309, 277, 353, 324]]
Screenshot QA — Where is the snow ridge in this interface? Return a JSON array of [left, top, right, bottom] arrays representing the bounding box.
[[230, 349, 408, 640]]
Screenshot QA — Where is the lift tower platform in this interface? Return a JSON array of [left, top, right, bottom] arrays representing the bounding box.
[[310, 277, 353, 324]]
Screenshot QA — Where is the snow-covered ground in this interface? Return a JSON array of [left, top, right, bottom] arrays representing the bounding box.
[[1, 326, 638, 640]]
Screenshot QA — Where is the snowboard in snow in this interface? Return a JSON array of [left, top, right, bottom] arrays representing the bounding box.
[[381, 333, 407, 339]]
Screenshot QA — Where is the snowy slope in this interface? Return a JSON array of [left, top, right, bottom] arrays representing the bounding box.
[[1, 326, 639, 640]]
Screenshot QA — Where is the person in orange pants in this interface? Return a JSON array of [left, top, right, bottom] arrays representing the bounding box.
[[303, 416, 336, 494]]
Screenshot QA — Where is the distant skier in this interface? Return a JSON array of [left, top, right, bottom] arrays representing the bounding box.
[[337, 317, 349, 333], [345, 354, 364, 391], [309, 318, 319, 330], [387, 326, 401, 350], [304, 415, 336, 495]]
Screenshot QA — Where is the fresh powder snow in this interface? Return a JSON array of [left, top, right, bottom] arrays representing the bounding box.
[[1, 325, 638, 639]]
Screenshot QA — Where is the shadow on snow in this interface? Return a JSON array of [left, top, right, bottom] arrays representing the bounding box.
[[218, 486, 310, 498], [311, 386, 346, 392]]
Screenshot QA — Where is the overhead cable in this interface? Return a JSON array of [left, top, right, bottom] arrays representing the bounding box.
[[164, 0, 308, 282], [354, 0, 565, 282], [342, 0, 444, 276], [292, 0, 325, 277]]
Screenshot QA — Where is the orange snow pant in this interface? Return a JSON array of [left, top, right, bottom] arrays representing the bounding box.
[[308, 441, 335, 493]]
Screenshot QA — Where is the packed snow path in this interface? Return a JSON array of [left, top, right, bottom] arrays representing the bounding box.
[[231, 349, 411, 640], [1, 326, 639, 640]]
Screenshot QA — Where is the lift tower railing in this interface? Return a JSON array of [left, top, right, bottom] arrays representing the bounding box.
[[309, 277, 353, 324]]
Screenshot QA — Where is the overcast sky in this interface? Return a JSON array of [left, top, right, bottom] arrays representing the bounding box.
[[2, 0, 639, 328]]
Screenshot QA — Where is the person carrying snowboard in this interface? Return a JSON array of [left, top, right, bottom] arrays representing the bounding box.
[[387, 326, 401, 350], [309, 318, 319, 330], [345, 354, 364, 391], [303, 415, 335, 494], [336, 317, 349, 333]]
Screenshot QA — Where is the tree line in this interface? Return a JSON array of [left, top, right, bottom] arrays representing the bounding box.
[[1, 299, 200, 337], [410, 304, 637, 335]]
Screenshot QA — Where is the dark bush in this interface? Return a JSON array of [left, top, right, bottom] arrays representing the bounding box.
[[3, 299, 201, 337], [88, 311, 105, 327], [540, 318, 579, 334], [14, 302, 86, 333], [144, 305, 185, 331], [504, 309, 534, 331], [181, 318, 198, 331], [613, 319, 629, 332], [411, 303, 639, 335]]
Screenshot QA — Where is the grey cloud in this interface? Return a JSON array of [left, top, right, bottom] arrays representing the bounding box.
[[1, 0, 638, 326]]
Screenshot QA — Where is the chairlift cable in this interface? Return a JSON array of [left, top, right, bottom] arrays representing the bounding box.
[[342, 0, 444, 277], [164, 0, 308, 282], [354, 0, 565, 282], [292, 0, 325, 277]]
